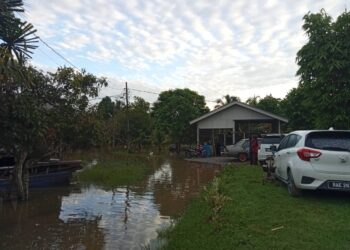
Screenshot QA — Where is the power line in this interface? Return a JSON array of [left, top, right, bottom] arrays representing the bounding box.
[[105, 86, 125, 91], [18, 12, 80, 71], [38, 38, 80, 71], [37, 47, 61, 67], [129, 88, 160, 95]]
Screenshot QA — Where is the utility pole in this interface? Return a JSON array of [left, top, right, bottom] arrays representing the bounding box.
[[125, 82, 130, 152]]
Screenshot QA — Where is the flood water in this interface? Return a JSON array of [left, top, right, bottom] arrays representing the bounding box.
[[0, 157, 222, 250]]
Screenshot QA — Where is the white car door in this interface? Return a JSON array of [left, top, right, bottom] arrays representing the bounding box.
[[278, 134, 300, 180], [274, 136, 290, 180]]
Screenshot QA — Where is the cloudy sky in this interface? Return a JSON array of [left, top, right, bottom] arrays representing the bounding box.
[[23, 0, 348, 109]]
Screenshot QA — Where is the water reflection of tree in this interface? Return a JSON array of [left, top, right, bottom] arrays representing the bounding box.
[[152, 160, 221, 217], [0, 188, 105, 250]]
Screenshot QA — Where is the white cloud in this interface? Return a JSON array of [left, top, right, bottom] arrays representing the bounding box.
[[25, 0, 349, 109]]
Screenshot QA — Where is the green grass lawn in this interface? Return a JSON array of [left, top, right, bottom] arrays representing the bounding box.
[[162, 165, 350, 250], [77, 153, 153, 187]]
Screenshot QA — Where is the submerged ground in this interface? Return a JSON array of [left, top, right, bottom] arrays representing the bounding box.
[[2, 152, 350, 249], [0, 151, 222, 249]]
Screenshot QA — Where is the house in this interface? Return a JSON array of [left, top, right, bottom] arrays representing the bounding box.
[[190, 101, 288, 146]]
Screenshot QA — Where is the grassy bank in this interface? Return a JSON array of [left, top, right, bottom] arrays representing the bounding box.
[[162, 165, 350, 250], [77, 153, 153, 187]]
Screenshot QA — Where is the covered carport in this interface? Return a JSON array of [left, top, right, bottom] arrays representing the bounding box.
[[190, 101, 288, 146]]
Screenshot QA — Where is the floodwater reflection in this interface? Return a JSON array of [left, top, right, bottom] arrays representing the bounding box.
[[0, 158, 221, 249]]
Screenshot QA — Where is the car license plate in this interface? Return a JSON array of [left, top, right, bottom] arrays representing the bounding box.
[[328, 181, 350, 190]]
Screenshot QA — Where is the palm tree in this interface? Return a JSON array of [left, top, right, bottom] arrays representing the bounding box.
[[0, 0, 38, 200], [214, 94, 241, 109], [0, 0, 38, 79]]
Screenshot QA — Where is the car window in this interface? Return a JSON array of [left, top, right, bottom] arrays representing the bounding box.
[[236, 139, 244, 146], [278, 136, 289, 151], [261, 136, 283, 144], [286, 134, 298, 148], [305, 131, 350, 151], [242, 141, 249, 148]]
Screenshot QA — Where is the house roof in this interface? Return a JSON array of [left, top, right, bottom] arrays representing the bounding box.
[[190, 101, 288, 125]]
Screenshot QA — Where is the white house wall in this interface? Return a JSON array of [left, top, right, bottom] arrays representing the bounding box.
[[197, 105, 272, 129]]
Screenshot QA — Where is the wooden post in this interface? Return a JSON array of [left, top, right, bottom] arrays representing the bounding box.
[[232, 120, 235, 144], [212, 129, 215, 156], [196, 126, 199, 145], [278, 120, 281, 134]]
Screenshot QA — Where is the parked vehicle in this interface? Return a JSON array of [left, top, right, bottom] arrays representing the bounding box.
[[223, 139, 250, 162], [273, 129, 350, 196], [258, 134, 285, 165]]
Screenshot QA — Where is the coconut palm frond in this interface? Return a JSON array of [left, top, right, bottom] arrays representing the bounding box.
[[214, 94, 241, 109], [0, 0, 24, 13]]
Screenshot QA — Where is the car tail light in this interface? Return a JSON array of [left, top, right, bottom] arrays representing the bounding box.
[[297, 148, 322, 161]]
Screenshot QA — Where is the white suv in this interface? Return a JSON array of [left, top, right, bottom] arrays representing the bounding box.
[[258, 134, 285, 165], [273, 130, 350, 196]]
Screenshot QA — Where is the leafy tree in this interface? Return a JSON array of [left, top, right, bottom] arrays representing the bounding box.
[[245, 96, 260, 106], [280, 87, 313, 131], [296, 9, 350, 129], [0, 67, 48, 200], [0, 66, 107, 200], [119, 97, 152, 151], [0, 0, 40, 200], [96, 97, 122, 147], [256, 95, 282, 115], [246, 95, 282, 115], [215, 94, 240, 109], [152, 88, 209, 150], [46, 67, 108, 150], [97, 96, 116, 120]]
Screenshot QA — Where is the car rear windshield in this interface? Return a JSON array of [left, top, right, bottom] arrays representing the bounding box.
[[305, 131, 350, 152], [261, 136, 283, 144]]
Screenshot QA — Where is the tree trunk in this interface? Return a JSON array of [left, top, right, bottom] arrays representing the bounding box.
[[23, 159, 32, 200], [176, 143, 181, 155], [13, 150, 28, 201]]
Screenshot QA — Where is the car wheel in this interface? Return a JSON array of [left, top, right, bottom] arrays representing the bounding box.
[[287, 169, 301, 197], [238, 153, 247, 162]]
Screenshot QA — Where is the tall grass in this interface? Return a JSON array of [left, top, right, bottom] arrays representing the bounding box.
[[77, 152, 153, 187], [162, 165, 350, 250]]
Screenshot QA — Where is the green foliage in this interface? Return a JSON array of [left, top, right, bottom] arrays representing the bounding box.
[[245, 95, 260, 106], [203, 177, 231, 230], [162, 165, 350, 250], [255, 95, 282, 115], [0, 66, 107, 155], [97, 96, 117, 120], [77, 156, 152, 187], [152, 88, 209, 144], [295, 9, 350, 129], [214, 94, 241, 109], [246, 95, 282, 116], [0, 0, 38, 77], [280, 87, 313, 130], [94, 96, 153, 150]]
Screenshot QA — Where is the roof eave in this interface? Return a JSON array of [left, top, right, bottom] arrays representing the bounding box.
[[189, 102, 288, 124]]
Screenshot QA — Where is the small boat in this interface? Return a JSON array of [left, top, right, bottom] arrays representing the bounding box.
[[0, 159, 82, 189]]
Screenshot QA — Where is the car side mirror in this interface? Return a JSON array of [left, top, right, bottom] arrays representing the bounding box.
[[270, 145, 277, 153]]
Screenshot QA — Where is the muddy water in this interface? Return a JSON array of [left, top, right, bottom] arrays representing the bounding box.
[[0, 158, 222, 250]]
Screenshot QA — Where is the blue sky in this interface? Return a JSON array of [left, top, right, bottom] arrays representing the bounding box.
[[23, 0, 349, 108]]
